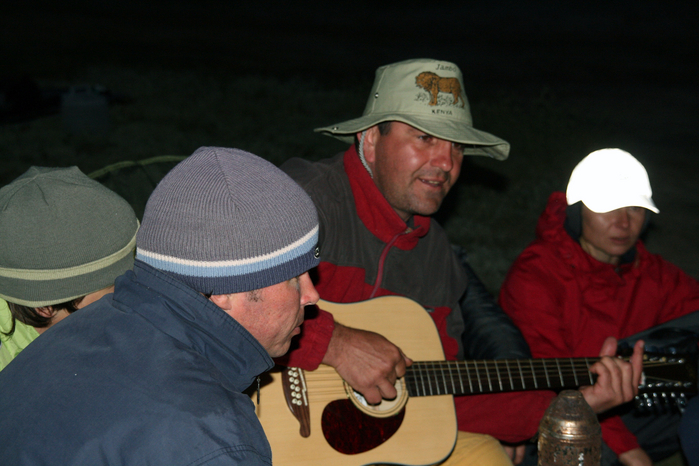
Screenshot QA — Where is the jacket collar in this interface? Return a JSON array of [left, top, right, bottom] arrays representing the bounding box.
[[114, 261, 274, 391], [343, 146, 430, 249]]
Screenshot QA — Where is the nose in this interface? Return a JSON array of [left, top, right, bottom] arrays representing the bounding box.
[[299, 272, 320, 307], [430, 140, 455, 172], [612, 208, 631, 229]]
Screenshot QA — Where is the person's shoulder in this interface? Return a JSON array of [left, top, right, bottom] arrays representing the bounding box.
[[280, 153, 350, 216], [504, 236, 575, 290], [636, 241, 699, 283], [427, 219, 459, 253], [170, 389, 272, 463], [280, 153, 345, 190]]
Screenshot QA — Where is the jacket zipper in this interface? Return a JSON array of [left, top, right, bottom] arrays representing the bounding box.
[[369, 226, 419, 298]]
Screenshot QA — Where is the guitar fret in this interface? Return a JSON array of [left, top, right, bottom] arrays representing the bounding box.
[[484, 361, 493, 392], [555, 358, 564, 386], [495, 361, 503, 391], [438, 362, 446, 395], [505, 360, 514, 391], [455, 362, 465, 394], [542, 360, 551, 387], [407, 364, 416, 396], [517, 359, 526, 389], [585, 358, 594, 385], [464, 361, 474, 394], [446, 362, 456, 395], [418, 362, 427, 396], [570, 357, 579, 386], [529, 360, 538, 389], [432, 362, 439, 395], [426, 362, 434, 396], [474, 361, 483, 393]]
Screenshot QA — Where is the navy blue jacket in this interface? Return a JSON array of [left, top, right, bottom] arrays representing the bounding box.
[[0, 260, 274, 465]]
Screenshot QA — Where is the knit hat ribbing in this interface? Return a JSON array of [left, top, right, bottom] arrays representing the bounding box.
[[0, 166, 139, 307], [136, 147, 320, 295]]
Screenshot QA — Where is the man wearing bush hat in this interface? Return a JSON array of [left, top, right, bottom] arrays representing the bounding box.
[[0, 147, 321, 465], [500, 149, 699, 465], [277, 59, 643, 465], [0, 166, 139, 370]]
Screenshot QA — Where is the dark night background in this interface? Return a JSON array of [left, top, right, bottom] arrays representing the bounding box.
[[1, 1, 698, 288]]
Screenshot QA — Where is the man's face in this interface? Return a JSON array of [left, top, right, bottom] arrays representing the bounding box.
[[362, 122, 464, 221], [579, 204, 646, 265], [214, 272, 319, 357]]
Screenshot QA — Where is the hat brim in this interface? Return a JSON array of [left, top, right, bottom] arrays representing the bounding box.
[[315, 113, 510, 161], [577, 196, 659, 214]]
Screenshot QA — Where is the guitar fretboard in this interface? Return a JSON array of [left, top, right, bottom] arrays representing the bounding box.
[[404, 358, 598, 396]]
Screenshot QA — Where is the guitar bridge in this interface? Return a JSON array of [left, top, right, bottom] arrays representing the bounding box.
[[282, 367, 311, 437]]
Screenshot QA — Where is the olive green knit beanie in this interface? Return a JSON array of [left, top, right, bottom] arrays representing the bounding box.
[[0, 167, 139, 307]]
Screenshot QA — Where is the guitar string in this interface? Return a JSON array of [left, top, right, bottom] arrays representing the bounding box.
[[289, 357, 683, 399], [296, 359, 677, 386], [405, 360, 679, 391], [304, 364, 589, 400]]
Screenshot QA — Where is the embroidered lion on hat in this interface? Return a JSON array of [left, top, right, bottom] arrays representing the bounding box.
[[415, 71, 465, 107]]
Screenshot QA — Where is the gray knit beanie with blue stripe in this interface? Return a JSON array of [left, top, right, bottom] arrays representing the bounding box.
[[136, 147, 320, 294]]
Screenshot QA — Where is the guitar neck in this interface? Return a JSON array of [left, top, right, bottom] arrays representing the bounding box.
[[405, 358, 599, 397]]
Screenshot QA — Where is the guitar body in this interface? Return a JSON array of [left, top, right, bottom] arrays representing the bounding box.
[[256, 296, 457, 466]]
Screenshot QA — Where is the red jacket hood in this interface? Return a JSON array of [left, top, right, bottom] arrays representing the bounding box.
[[535, 191, 646, 276]]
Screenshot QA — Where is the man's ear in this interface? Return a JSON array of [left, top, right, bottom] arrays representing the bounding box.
[[35, 307, 56, 319], [360, 126, 381, 166], [209, 294, 233, 312], [209, 293, 249, 322]]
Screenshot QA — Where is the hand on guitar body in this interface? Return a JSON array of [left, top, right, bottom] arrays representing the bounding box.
[[579, 337, 645, 414], [322, 322, 413, 404]]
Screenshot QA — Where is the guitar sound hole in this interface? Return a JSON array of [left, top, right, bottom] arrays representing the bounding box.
[[321, 399, 405, 454]]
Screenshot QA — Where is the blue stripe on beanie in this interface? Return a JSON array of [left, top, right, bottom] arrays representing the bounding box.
[[136, 147, 320, 295], [137, 225, 318, 278], [138, 246, 319, 296]]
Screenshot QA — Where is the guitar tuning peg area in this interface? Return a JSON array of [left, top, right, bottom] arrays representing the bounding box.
[[634, 391, 690, 414]]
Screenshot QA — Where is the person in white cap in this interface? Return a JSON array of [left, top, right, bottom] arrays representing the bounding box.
[[500, 148, 699, 466], [279, 60, 643, 466]]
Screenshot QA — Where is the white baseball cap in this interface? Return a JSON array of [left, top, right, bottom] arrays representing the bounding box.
[[566, 148, 659, 214]]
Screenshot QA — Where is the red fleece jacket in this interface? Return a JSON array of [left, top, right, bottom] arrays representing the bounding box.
[[279, 148, 553, 444]]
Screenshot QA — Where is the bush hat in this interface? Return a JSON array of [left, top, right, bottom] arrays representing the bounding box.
[[136, 147, 320, 295], [566, 148, 659, 214], [314, 58, 510, 160], [0, 167, 139, 307]]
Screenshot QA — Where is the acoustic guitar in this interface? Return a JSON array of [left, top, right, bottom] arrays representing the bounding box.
[[255, 296, 696, 466]]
